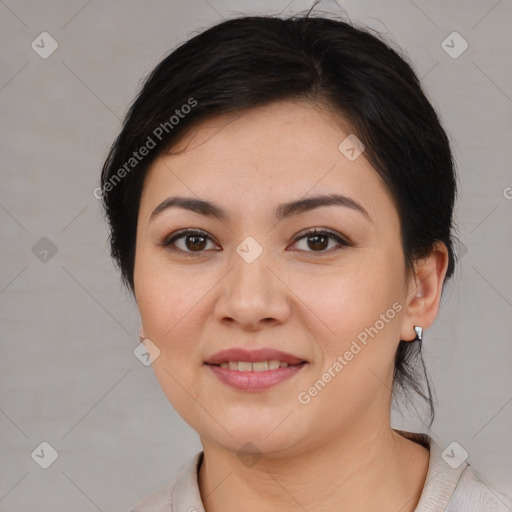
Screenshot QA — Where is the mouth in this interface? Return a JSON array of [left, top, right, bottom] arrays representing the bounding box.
[[203, 347, 308, 391]]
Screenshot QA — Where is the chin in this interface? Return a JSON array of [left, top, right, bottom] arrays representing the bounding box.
[[199, 420, 306, 457]]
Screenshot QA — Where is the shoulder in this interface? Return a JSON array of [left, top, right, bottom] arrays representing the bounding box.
[[394, 430, 512, 512], [129, 481, 175, 512], [128, 451, 204, 512], [446, 465, 512, 512]]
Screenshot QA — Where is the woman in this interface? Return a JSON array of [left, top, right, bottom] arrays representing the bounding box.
[[99, 11, 511, 512]]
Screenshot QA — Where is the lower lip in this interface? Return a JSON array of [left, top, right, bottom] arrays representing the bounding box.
[[206, 363, 307, 391]]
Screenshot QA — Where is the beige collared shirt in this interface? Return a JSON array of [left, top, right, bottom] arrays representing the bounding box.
[[130, 431, 512, 512]]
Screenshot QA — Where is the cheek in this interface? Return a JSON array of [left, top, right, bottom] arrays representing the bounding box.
[[286, 254, 404, 341], [134, 250, 204, 369], [134, 261, 211, 423], [286, 254, 406, 409], [292, 269, 404, 426]]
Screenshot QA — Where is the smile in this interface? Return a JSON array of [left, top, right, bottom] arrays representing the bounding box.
[[215, 360, 295, 371]]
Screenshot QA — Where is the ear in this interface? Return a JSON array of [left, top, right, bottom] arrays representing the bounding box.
[[400, 242, 450, 342]]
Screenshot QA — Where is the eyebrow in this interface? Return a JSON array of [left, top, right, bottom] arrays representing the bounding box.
[[149, 193, 371, 223]]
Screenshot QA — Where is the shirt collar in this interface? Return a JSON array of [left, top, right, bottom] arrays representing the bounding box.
[[170, 431, 469, 512], [394, 429, 469, 511]]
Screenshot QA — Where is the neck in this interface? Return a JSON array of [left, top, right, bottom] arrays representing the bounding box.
[[198, 423, 430, 512]]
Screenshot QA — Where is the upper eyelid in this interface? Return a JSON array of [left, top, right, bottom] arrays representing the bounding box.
[[163, 228, 216, 244]]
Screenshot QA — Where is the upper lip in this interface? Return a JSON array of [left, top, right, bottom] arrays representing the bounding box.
[[204, 348, 307, 366]]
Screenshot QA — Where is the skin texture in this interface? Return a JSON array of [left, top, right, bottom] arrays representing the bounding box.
[[133, 100, 449, 512]]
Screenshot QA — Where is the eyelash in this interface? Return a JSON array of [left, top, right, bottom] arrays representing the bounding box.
[[157, 228, 351, 257]]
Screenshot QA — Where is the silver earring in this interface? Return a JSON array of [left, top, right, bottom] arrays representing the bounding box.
[[414, 325, 423, 342]]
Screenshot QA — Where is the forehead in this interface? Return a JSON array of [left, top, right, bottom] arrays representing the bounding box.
[[140, 100, 395, 222]]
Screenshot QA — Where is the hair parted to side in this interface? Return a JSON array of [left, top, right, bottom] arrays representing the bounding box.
[[100, 9, 459, 427]]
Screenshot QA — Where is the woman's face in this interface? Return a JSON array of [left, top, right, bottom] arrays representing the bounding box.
[[133, 100, 419, 456]]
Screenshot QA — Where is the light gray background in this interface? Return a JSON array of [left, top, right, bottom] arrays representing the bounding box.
[[1, 0, 511, 511]]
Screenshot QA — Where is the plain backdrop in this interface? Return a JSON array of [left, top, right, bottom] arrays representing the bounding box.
[[1, 1, 511, 511]]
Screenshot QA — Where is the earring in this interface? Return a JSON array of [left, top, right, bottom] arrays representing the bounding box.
[[413, 325, 423, 342], [138, 329, 145, 343]]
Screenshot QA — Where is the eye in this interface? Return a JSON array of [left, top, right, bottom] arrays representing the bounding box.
[[157, 227, 351, 257], [157, 229, 219, 256], [290, 228, 351, 254]]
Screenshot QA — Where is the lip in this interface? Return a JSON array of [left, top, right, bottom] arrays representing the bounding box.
[[204, 347, 307, 366], [206, 363, 307, 391]]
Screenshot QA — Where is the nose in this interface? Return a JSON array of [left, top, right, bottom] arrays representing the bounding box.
[[214, 247, 291, 331]]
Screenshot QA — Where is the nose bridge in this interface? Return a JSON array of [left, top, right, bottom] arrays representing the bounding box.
[[215, 235, 289, 327], [230, 236, 275, 303]]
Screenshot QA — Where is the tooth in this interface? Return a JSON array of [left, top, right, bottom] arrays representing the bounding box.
[[253, 361, 269, 372], [218, 360, 292, 371], [238, 361, 253, 372], [268, 360, 281, 370]]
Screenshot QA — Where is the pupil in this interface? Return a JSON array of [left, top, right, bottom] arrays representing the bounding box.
[[309, 234, 328, 251], [187, 235, 207, 251]]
